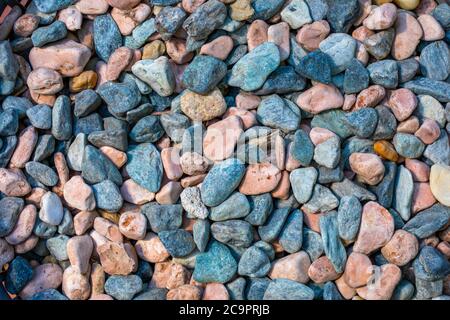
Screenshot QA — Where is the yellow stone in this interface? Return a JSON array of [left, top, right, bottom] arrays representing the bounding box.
[[99, 210, 121, 224], [373, 140, 399, 162], [430, 164, 450, 206], [153, 5, 164, 15], [143, 40, 166, 60], [230, 0, 255, 22], [394, 0, 420, 10], [69, 70, 97, 93], [374, 0, 393, 4], [43, 255, 58, 264]]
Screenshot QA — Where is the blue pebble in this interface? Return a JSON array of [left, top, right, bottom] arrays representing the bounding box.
[[319, 212, 347, 273], [31, 21, 67, 47], [258, 207, 290, 243], [256, 95, 301, 133], [142, 203, 182, 233], [193, 241, 237, 283], [159, 229, 196, 258], [245, 193, 273, 226], [92, 180, 123, 212], [126, 143, 163, 193], [93, 14, 122, 61], [278, 209, 303, 253], [5, 256, 33, 294], [182, 55, 227, 94]]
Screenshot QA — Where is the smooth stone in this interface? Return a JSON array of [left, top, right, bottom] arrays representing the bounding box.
[[367, 60, 398, 89], [353, 201, 395, 255], [258, 207, 290, 243], [279, 209, 303, 254], [82, 145, 122, 185], [97, 81, 141, 115], [413, 246, 450, 281], [159, 229, 196, 258], [182, 0, 227, 40], [31, 21, 67, 47], [381, 230, 419, 266], [131, 57, 175, 97], [296, 51, 332, 84], [180, 88, 226, 121], [92, 180, 123, 212], [105, 275, 143, 300], [263, 279, 314, 300], [245, 193, 273, 226], [319, 33, 357, 74], [126, 143, 163, 193], [430, 164, 450, 206], [182, 55, 227, 94], [337, 196, 362, 242], [313, 136, 341, 169], [393, 133, 425, 159], [402, 78, 450, 103], [392, 165, 414, 221], [193, 219, 210, 252], [0, 197, 24, 237], [403, 204, 450, 238], [142, 203, 182, 233], [398, 58, 420, 83], [302, 184, 339, 214], [310, 109, 352, 139], [319, 212, 347, 273], [210, 192, 250, 222], [290, 129, 314, 166], [369, 161, 397, 208], [200, 158, 246, 207], [420, 41, 450, 81], [290, 167, 318, 204], [423, 131, 450, 165], [26, 105, 52, 130], [39, 192, 64, 226], [238, 246, 271, 277], [391, 11, 423, 60], [257, 95, 300, 133], [363, 28, 395, 60], [193, 241, 237, 283], [228, 42, 280, 91], [326, 0, 360, 33], [211, 220, 253, 248], [5, 256, 34, 294], [25, 162, 58, 187], [93, 14, 122, 62], [129, 115, 164, 143]]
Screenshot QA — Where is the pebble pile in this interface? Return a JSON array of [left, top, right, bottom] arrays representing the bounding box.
[[0, 0, 450, 301]]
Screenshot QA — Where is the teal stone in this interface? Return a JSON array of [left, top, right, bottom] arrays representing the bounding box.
[[93, 14, 122, 62], [290, 129, 314, 165], [182, 0, 227, 40], [369, 161, 397, 208], [392, 165, 414, 221], [193, 219, 210, 252], [326, 0, 360, 33], [52, 95, 72, 141], [296, 51, 333, 84], [105, 275, 143, 300], [81, 145, 123, 185], [402, 77, 450, 102], [251, 0, 284, 21], [424, 131, 450, 165], [210, 192, 250, 222], [26, 104, 52, 130], [5, 257, 33, 294], [337, 196, 362, 242], [392, 279, 415, 300], [344, 108, 378, 139], [413, 246, 450, 281], [238, 246, 271, 277], [92, 180, 123, 212], [256, 95, 301, 133], [226, 277, 246, 300], [31, 21, 67, 47], [211, 220, 253, 248], [193, 241, 237, 283], [279, 209, 303, 253], [159, 229, 196, 258], [126, 143, 163, 193], [30, 289, 68, 300], [87, 129, 128, 152], [373, 105, 397, 140], [25, 161, 58, 187], [403, 204, 450, 239], [200, 158, 246, 207], [290, 167, 318, 204], [319, 33, 357, 74], [263, 279, 314, 300], [141, 203, 182, 233], [159, 112, 190, 143], [323, 281, 343, 300], [33, 0, 74, 13], [367, 60, 398, 89], [254, 66, 306, 95], [393, 133, 425, 159], [46, 235, 70, 261], [303, 184, 339, 213], [343, 58, 370, 94], [246, 278, 270, 300], [97, 81, 141, 116], [331, 178, 376, 201], [258, 207, 290, 242], [182, 55, 227, 94], [253, 241, 275, 260], [319, 212, 347, 273], [311, 109, 352, 138], [228, 42, 280, 91], [420, 41, 450, 81], [245, 193, 273, 226], [0, 109, 18, 137], [302, 227, 324, 261], [313, 135, 341, 169], [129, 115, 164, 143]]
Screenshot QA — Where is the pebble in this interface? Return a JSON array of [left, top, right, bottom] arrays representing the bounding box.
[[353, 201, 394, 255], [319, 33, 356, 75], [263, 279, 314, 300], [392, 11, 423, 61], [105, 275, 143, 300], [269, 251, 311, 283]]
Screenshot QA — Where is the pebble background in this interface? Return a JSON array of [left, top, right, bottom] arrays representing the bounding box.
[[0, 0, 450, 301]]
